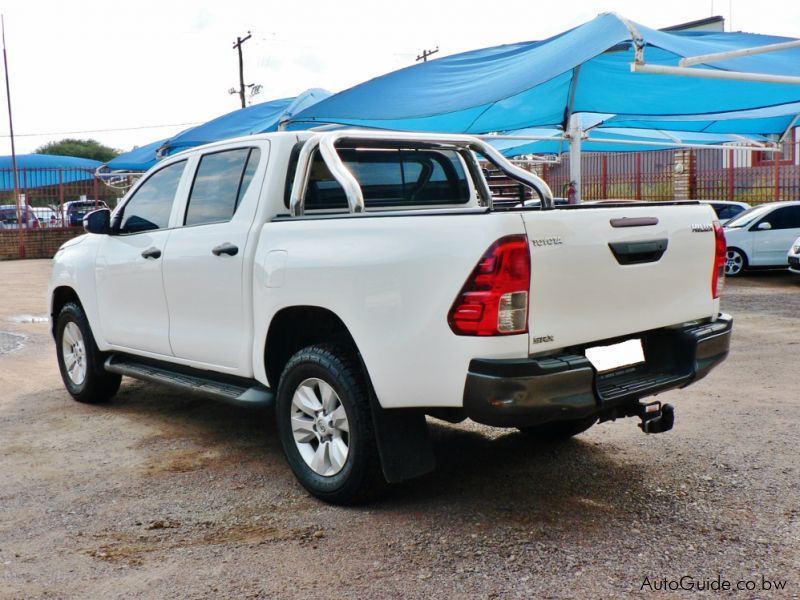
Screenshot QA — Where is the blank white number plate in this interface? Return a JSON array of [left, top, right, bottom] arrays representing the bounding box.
[[585, 339, 645, 373]]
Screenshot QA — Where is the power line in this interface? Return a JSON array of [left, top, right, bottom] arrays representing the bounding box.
[[0, 121, 203, 138]]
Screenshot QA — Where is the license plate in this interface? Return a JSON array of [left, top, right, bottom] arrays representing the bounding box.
[[585, 339, 645, 373]]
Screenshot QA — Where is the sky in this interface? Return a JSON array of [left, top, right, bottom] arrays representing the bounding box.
[[1, 0, 799, 155]]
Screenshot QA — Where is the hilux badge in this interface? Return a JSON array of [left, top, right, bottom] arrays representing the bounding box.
[[691, 224, 713, 232], [530, 237, 563, 247]]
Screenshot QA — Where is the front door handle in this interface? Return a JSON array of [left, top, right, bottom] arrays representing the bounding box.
[[141, 247, 161, 259], [212, 242, 239, 257]]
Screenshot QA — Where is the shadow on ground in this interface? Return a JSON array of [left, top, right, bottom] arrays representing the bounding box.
[[75, 379, 665, 527]]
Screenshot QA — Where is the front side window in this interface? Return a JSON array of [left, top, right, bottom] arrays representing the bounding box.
[[762, 206, 800, 230], [184, 148, 260, 227], [119, 161, 186, 234]]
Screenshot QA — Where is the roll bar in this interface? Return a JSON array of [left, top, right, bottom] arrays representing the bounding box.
[[289, 130, 555, 216]]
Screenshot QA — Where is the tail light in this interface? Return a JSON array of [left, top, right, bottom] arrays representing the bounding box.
[[712, 221, 726, 299], [448, 235, 531, 336]]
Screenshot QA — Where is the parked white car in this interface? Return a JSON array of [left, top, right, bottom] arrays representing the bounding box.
[[698, 200, 750, 224], [48, 131, 732, 503], [723, 201, 800, 276], [788, 236, 800, 274]]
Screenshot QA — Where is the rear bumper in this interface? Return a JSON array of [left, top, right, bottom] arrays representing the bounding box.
[[463, 314, 732, 428]]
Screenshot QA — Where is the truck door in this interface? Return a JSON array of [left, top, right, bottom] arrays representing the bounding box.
[[751, 205, 800, 265], [162, 144, 266, 373], [96, 160, 188, 356]]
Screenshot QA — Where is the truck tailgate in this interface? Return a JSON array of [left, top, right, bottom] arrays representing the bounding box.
[[521, 204, 719, 354]]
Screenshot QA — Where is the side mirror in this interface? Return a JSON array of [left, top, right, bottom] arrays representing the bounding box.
[[756, 221, 772, 231], [83, 208, 111, 235]]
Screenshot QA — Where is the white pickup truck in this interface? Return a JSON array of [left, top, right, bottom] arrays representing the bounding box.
[[49, 131, 732, 503]]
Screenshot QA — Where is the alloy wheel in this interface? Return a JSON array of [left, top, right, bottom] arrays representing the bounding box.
[[290, 377, 350, 476]]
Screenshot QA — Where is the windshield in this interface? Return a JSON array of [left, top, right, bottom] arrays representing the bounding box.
[[0, 207, 27, 221], [724, 204, 773, 229]]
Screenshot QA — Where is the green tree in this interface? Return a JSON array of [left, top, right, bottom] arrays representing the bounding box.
[[35, 138, 120, 163]]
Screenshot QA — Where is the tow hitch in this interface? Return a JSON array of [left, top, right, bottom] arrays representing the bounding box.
[[637, 400, 675, 434]]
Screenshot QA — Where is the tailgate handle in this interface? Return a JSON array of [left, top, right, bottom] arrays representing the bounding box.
[[610, 217, 659, 228], [608, 239, 668, 265]]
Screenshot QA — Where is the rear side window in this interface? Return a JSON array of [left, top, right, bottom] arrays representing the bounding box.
[[120, 161, 186, 234], [289, 148, 470, 211], [184, 148, 261, 226]]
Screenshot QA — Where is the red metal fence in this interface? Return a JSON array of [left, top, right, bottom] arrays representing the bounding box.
[[694, 147, 800, 204], [539, 145, 800, 204], [1, 168, 124, 231], [541, 150, 676, 201], [1, 167, 125, 259]]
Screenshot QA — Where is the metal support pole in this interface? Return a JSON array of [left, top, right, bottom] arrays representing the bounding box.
[[601, 155, 608, 199], [2, 16, 23, 258], [728, 149, 735, 199], [774, 153, 781, 201], [635, 154, 642, 200], [567, 113, 582, 203], [58, 169, 64, 227]]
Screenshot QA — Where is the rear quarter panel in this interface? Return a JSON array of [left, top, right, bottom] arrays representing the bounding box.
[[252, 212, 530, 409]]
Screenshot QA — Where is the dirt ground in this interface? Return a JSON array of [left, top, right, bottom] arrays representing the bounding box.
[[1, 259, 798, 599]]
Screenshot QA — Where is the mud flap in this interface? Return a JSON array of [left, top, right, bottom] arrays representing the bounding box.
[[368, 391, 436, 483]]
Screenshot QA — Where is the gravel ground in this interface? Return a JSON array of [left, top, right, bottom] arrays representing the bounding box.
[[0, 259, 798, 599]]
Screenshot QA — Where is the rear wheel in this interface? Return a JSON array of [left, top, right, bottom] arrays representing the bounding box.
[[518, 416, 597, 441], [55, 302, 121, 403], [725, 248, 747, 276], [275, 345, 385, 504]]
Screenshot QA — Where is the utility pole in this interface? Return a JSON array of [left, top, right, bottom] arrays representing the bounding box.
[[232, 32, 252, 108], [415, 46, 439, 63], [2, 15, 23, 258]]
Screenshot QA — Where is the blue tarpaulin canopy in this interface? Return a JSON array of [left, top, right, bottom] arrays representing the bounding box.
[[600, 102, 800, 134], [103, 88, 331, 172], [494, 127, 768, 157], [158, 88, 330, 157], [288, 13, 800, 135], [104, 138, 169, 172], [0, 154, 102, 192]]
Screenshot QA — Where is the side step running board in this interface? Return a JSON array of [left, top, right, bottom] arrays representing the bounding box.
[[104, 355, 274, 408]]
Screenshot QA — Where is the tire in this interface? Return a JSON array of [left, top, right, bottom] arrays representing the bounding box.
[[725, 248, 747, 277], [275, 344, 385, 504], [55, 302, 121, 404], [518, 416, 597, 441]]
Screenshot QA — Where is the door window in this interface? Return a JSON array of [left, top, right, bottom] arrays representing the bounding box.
[[761, 206, 800, 230], [119, 161, 186, 234], [184, 148, 261, 227]]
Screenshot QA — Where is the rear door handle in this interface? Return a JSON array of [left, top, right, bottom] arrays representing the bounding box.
[[141, 247, 161, 259], [212, 242, 239, 257]]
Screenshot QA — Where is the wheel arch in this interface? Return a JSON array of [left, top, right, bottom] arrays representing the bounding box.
[[264, 305, 436, 484], [727, 245, 748, 259], [50, 286, 83, 337], [264, 305, 360, 390]]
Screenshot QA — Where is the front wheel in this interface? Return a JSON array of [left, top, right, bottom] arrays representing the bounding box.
[[275, 345, 385, 504], [725, 248, 747, 277], [55, 302, 121, 403], [518, 416, 597, 441]]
